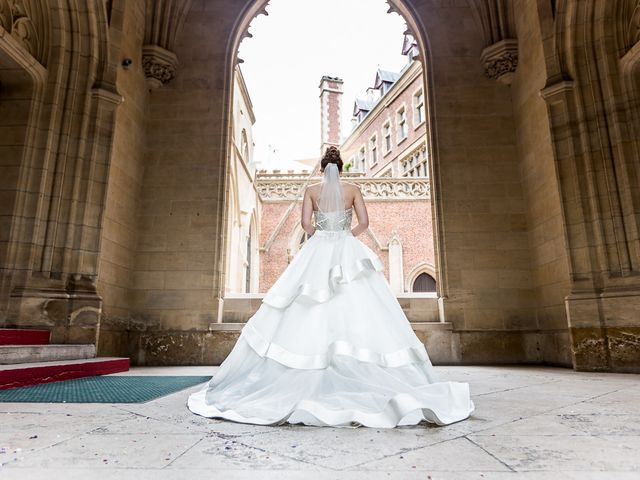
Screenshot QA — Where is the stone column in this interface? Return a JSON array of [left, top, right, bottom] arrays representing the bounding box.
[[540, 0, 640, 372]]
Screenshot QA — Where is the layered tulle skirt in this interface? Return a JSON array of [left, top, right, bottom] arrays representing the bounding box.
[[187, 230, 474, 428]]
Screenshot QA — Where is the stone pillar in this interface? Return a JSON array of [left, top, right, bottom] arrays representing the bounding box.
[[388, 231, 404, 294], [539, 1, 640, 373]]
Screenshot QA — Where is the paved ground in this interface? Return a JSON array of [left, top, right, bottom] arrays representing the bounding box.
[[0, 365, 638, 479]]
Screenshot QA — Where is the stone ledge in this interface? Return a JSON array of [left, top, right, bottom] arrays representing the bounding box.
[[222, 294, 442, 323]]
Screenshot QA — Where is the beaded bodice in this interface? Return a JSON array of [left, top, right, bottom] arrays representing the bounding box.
[[313, 208, 353, 232]]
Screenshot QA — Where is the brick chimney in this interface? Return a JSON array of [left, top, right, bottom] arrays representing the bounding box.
[[319, 76, 343, 154]]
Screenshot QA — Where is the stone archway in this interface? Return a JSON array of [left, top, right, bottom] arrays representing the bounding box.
[[110, 0, 640, 370], [100, 0, 553, 366], [211, 0, 538, 364], [225, 0, 449, 298]]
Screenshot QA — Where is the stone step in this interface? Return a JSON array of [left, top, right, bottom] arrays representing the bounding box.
[[0, 357, 130, 390], [0, 328, 50, 345], [0, 344, 96, 364]]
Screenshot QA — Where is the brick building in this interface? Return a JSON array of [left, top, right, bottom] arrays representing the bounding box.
[[256, 34, 436, 295], [341, 66, 427, 178]]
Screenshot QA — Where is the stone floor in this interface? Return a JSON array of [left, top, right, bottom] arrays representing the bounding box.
[[0, 365, 638, 479]]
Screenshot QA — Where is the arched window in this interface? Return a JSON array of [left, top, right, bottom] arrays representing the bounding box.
[[412, 272, 436, 292]]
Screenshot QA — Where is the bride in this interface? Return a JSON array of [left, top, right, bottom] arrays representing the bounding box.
[[187, 146, 474, 428]]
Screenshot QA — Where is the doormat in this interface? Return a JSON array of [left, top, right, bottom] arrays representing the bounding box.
[[0, 375, 211, 403]]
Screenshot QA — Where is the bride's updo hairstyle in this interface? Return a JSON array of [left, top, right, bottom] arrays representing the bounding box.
[[321, 146, 343, 173]]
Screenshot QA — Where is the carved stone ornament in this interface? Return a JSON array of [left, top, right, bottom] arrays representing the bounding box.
[[0, 0, 49, 66], [256, 175, 430, 202], [142, 44, 178, 89], [480, 39, 519, 85]]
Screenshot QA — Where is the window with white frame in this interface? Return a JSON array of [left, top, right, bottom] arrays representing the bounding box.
[[358, 147, 366, 172], [383, 122, 392, 153], [413, 89, 425, 126], [397, 106, 407, 141], [370, 135, 378, 165]]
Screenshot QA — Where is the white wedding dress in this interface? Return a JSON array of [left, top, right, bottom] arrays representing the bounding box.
[[187, 166, 474, 428]]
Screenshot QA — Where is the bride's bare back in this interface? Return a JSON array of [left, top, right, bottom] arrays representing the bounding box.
[[301, 181, 369, 237]]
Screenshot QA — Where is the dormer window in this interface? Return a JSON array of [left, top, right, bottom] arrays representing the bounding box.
[[374, 69, 400, 98], [353, 98, 375, 125]]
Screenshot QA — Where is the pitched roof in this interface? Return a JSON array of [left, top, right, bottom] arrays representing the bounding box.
[[374, 69, 400, 88], [402, 33, 418, 56], [353, 98, 377, 116]]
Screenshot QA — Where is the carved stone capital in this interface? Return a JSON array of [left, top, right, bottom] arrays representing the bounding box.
[[142, 44, 178, 89], [481, 39, 519, 85]]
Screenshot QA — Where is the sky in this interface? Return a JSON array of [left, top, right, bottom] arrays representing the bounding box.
[[238, 0, 409, 170]]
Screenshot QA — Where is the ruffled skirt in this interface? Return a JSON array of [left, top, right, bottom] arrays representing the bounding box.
[[187, 230, 474, 428]]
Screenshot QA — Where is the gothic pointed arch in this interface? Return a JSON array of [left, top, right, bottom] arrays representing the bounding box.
[[225, 0, 450, 300], [405, 261, 436, 293]]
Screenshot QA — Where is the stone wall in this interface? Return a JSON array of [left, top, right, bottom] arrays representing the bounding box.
[[258, 198, 433, 292], [0, 81, 32, 317]]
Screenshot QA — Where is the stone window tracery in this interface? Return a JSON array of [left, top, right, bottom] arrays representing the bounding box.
[[401, 144, 428, 177]]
